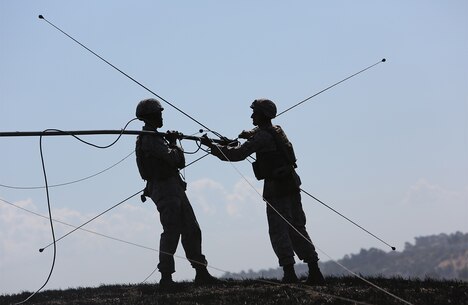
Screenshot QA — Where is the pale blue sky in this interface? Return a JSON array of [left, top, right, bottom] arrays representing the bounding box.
[[1, 0, 467, 294]]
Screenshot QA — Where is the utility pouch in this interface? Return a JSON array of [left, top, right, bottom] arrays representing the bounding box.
[[253, 150, 289, 181], [252, 161, 265, 180]]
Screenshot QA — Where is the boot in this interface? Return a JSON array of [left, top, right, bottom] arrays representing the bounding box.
[[159, 272, 175, 289], [194, 267, 220, 284], [305, 262, 325, 286], [282, 264, 299, 283]]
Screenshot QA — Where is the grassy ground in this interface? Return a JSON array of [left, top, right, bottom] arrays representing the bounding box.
[[1, 277, 467, 305]]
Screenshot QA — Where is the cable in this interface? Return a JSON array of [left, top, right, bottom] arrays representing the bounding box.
[[181, 139, 204, 155], [13, 119, 138, 304], [38, 15, 226, 141], [0, 130, 208, 191], [38, 189, 143, 252], [46, 118, 138, 149], [34, 147, 210, 250], [206, 141, 414, 305], [300, 188, 396, 250], [13, 134, 56, 305], [2, 197, 376, 305], [0, 150, 135, 190], [0, 197, 155, 251], [276, 58, 386, 117], [3, 132, 376, 305], [35, 13, 392, 254], [0, 196, 223, 272], [0, 196, 221, 269], [240, 151, 396, 250], [183, 152, 210, 168]]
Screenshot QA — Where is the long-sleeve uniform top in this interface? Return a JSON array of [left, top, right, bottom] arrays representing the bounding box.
[[136, 125, 208, 273], [136, 125, 187, 201], [209, 125, 301, 199], [208, 125, 318, 266]]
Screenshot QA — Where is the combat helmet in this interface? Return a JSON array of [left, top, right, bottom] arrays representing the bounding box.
[[136, 98, 164, 120], [250, 99, 277, 119]]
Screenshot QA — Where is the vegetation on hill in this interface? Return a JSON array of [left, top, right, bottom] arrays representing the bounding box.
[[1, 277, 467, 305], [2, 232, 467, 305], [224, 232, 468, 281]]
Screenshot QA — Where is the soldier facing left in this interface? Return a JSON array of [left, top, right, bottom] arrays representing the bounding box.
[[135, 98, 218, 288]]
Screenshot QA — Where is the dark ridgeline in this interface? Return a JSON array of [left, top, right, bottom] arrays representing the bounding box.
[[223, 232, 468, 281]]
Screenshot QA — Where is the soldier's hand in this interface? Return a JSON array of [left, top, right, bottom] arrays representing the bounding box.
[[200, 134, 213, 147], [165, 130, 183, 145], [238, 130, 251, 139]]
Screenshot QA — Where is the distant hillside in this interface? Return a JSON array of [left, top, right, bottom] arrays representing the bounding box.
[[223, 232, 468, 281]]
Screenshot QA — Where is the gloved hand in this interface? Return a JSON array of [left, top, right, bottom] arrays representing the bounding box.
[[238, 129, 254, 139], [200, 134, 213, 147], [165, 130, 183, 145]]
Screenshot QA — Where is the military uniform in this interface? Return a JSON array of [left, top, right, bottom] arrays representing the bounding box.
[[210, 124, 319, 267], [136, 125, 207, 274]]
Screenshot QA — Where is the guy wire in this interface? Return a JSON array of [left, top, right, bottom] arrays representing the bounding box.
[[3, 134, 387, 305], [27, 131, 402, 303], [6, 127, 208, 252], [276, 58, 386, 117], [2, 197, 374, 305], [14, 119, 138, 304], [1, 197, 225, 272], [0, 150, 135, 190], [6, 124, 399, 304], [38, 189, 144, 252], [206, 141, 414, 305], [241, 153, 396, 251], [38, 15, 226, 141], [300, 188, 396, 250], [0, 197, 156, 252], [17, 15, 387, 302]]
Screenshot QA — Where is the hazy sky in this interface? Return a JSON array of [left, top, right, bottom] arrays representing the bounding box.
[[1, 0, 467, 295]]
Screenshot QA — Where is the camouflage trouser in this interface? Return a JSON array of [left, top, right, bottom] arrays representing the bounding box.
[[151, 191, 207, 274], [265, 192, 319, 266]]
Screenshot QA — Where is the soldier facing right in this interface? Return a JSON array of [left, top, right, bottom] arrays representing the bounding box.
[[135, 98, 218, 288]]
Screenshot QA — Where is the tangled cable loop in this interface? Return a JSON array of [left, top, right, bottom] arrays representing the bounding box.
[[13, 119, 139, 305]]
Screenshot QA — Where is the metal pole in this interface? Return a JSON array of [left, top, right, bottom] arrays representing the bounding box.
[[0, 130, 236, 145]]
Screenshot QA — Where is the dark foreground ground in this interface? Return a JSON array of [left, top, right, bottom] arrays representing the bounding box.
[[2, 277, 467, 305]]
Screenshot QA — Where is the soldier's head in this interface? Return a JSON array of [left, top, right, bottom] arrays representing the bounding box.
[[136, 98, 164, 128], [250, 99, 277, 126]]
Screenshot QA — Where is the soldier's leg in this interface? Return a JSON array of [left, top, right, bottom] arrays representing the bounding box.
[[265, 196, 296, 267], [153, 195, 183, 275], [287, 192, 325, 285], [179, 193, 207, 268], [266, 196, 300, 283], [288, 192, 319, 263], [179, 193, 218, 283]]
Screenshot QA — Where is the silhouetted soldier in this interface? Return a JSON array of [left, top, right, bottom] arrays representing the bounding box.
[[135, 98, 217, 287], [201, 99, 325, 285]]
